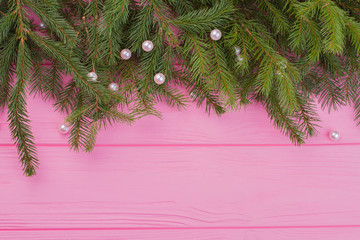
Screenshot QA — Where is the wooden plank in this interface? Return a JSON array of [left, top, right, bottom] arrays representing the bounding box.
[[0, 97, 359, 145], [1, 145, 360, 230], [2, 228, 360, 240]]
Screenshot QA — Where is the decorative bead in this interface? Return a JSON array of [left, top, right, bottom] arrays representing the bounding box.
[[108, 82, 119, 91], [329, 130, 340, 141], [87, 72, 98, 82], [59, 123, 70, 135], [142, 40, 154, 52], [154, 73, 165, 85], [120, 49, 132, 60], [236, 55, 244, 63], [39, 22, 46, 29], [190, 92, 197, 100], [234, 46, 241, 56], [210, 29, 222, 41], [275, 70, 283, 77], [279, 60, 287, 70]]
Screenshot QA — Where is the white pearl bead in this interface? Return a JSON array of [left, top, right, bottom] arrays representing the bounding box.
[[329, 131, 340, 141], [142, 40, 154, 52], [108, 82, 119, 91], [87, 72, 98, 81], [154, 73, 165, 85], [39, 22, 46, 29], [234, 46, 241, 55], [236, 55, 244, 63], [275, 70, 283, 77], [59, 123, 70, 135], [120, 49, 132, 60], [190, 92, 197, 99], [210, 29, 222, 41], [279, 60, 287, 70]]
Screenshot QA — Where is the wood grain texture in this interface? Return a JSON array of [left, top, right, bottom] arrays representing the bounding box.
[[1, 145, 360, 237], [1, 96, 360, 239], [0, 96, 360, 145], [2, 228, 360, 240]]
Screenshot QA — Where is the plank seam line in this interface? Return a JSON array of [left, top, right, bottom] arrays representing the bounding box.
[[2, 225, 360, 231], [0, 143, 360, 147]]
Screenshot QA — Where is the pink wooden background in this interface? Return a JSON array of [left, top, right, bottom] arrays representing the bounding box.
[[1, 95, 360, 239]]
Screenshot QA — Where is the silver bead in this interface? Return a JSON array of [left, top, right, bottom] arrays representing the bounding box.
[[234, 46, 241, 56], [329, 130, 340, 141], [120, 49, 132, 60], [39, 22, 46, 29], [87, 72, 98, 81], [142, 40, 154, 52], [108, 82, 119, 91], [210, 29, 222, 41], [154, 73, 165, 85], [59, 123, 70, 135]]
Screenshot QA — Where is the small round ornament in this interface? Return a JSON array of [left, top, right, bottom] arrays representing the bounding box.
[[39, 22, 46, 29], [142, 40, 154, 52], [329, 130, 340, 141], [279, 60, 287, 70], [59, 123, 70, 135], [210, 29, 222, 41], [120, 49, 132, 60], [189, 92, 197, 100], [87, 72, 98, 82], [154, 73, 165, 85], [108, 82, 119, 91], [275, 70, 283, 77], [234, 46, 241, 56], [236, 55, 244, 63]]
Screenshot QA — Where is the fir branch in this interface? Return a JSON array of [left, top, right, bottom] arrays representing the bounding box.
[[54, 80, 78, 113], [30, 60, 63, 101], [209, 40, 237, 109], [173, 0, 234, 34], [263, 93, 304, 145], [101, 0, 129, 63], [67, 103, 95, 151], [296, 95, 320, 138], [27, 0, 77, 46], [128, 5, 152, 54], [0, 34, 17, 109], [155, 88, 189, 110], [28, 32, 101, 99], [8, 39, 39, 176], [319, 0, 346, 54], [183, 33, 211, 84], [84, 121, 99, 152], [0, 10, 16, 45], [258, 0, 290, 34], [85, 0, 103, 65]]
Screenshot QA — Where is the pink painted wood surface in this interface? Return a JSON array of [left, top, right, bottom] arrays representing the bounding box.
[[1, 96, 360, 239], [0, 96, 359, 145]]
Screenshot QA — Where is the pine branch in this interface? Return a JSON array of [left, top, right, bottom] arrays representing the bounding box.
[[319, 0, 346, 54], [173, 0, 234, 34], [28, 31, 101, 99], [258, 0, 290, 34], [101, 0, 129, 64], [67, 102, 95, 151], [27, 0, 77, 46], [262, 92, 304, 145], [0, 34, 17, 109], [209, 40, 237, 109], [8, 39, 39, 176], [84, 121, 99, 152]]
